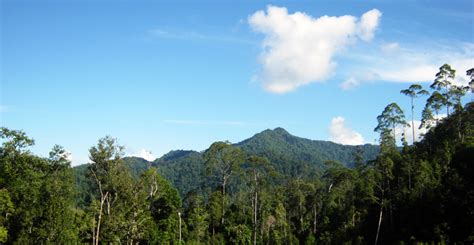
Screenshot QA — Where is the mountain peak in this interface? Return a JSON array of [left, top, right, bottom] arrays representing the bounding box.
[[273, 127, 290, 135]]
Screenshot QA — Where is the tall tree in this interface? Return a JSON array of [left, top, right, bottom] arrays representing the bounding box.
[[35, 145, 77, 242], [246, 155, 272, 245], [374, 103, 409, 143], [88, 136, 135, 244], [183, 192, 209, 243], [400, 84, 429, 143], [204, 142, 245, 226], [431, 64, 455, 115]]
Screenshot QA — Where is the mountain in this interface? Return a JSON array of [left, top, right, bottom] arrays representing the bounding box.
[[74, 127, 379, 197], [117, 127, 379, 196], [236, 127, 378, 175]]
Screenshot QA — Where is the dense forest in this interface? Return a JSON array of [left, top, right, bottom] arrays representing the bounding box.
[[1, 64, 473, 244]]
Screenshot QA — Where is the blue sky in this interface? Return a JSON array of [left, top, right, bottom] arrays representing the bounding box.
[[1, 0, 473, 165]]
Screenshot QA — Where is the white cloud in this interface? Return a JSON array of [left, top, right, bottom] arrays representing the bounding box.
[[357, 9, 383, 41], [130, 149, 155, 162], [249, 6, 382, 94], [395, 120, 425, 145], [376, 65, 439, 83], [344, 43, 474, 89], [339, 77, 360, 90], [328, 116, 365, 145]]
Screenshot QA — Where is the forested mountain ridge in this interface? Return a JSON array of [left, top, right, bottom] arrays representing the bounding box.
[[88, 127, 379, 196], [236, 127, 378, 171]]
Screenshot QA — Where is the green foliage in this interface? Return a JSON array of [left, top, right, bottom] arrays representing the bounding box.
[[0, 128, 78, 243], [375, 102, 408, 142]]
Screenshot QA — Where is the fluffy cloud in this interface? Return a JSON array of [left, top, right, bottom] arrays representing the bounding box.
[[249, 6, 382, 93], [358, 9, 383, 41], [131, 149, 156, 161], [328, 116, 365, 145]]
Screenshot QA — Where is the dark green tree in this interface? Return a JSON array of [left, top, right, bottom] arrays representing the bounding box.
[[204, 142, 245, 226]]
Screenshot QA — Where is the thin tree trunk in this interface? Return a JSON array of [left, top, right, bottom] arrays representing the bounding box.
[[408, 168, 412, 190], [299, 202, 304, 234], [375, 201, 383, 245], [393, 125, 396, 144], [178, 212, 182, 244], [446, 83, 450, 116], [96, 192, 108, 245], [221, 176, 226, 225], [313, 205, 317, 234], [411, 97, 415, 144], [253, 170, 258, 245], [253, 191, 258, 245]]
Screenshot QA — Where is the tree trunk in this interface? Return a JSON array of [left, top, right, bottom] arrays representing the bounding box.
[[96, 192, 108, 245], [375, 201, 383, 245], [253, 190, 258, 245], [313, 205, 317, 235], [446, 83, 450, 116], [299, 201, 304, 235], [253, 171, 258, 245], [392, 125, 396, 144], [411, 97, 415, 144], [221, 176, 227, 225], [178, 212, 182, 244], [408, 168, 412, 190]]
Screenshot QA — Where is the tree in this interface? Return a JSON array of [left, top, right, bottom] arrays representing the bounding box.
[[204, 142, 245, 226], [426, 91, 446, 122], [147, 170, 182, 244], [467, 68, 474, 101], [183, 192, 209, 243], [448, 85, 469, 112], [373, 107, 404, 244], [374, 103, 409, 143], [0, 189, 14, 243], [35, 145, 77, 242], [431, 64, 455, 115], [401, 84, 429, 143], [246, 155, 272, 245], [88, 136, 136, 244], [420, 106, 435, 131]]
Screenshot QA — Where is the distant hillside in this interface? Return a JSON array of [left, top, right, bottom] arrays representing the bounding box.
[[76, 127, 379, 196], [236, 127, 378, 176]]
